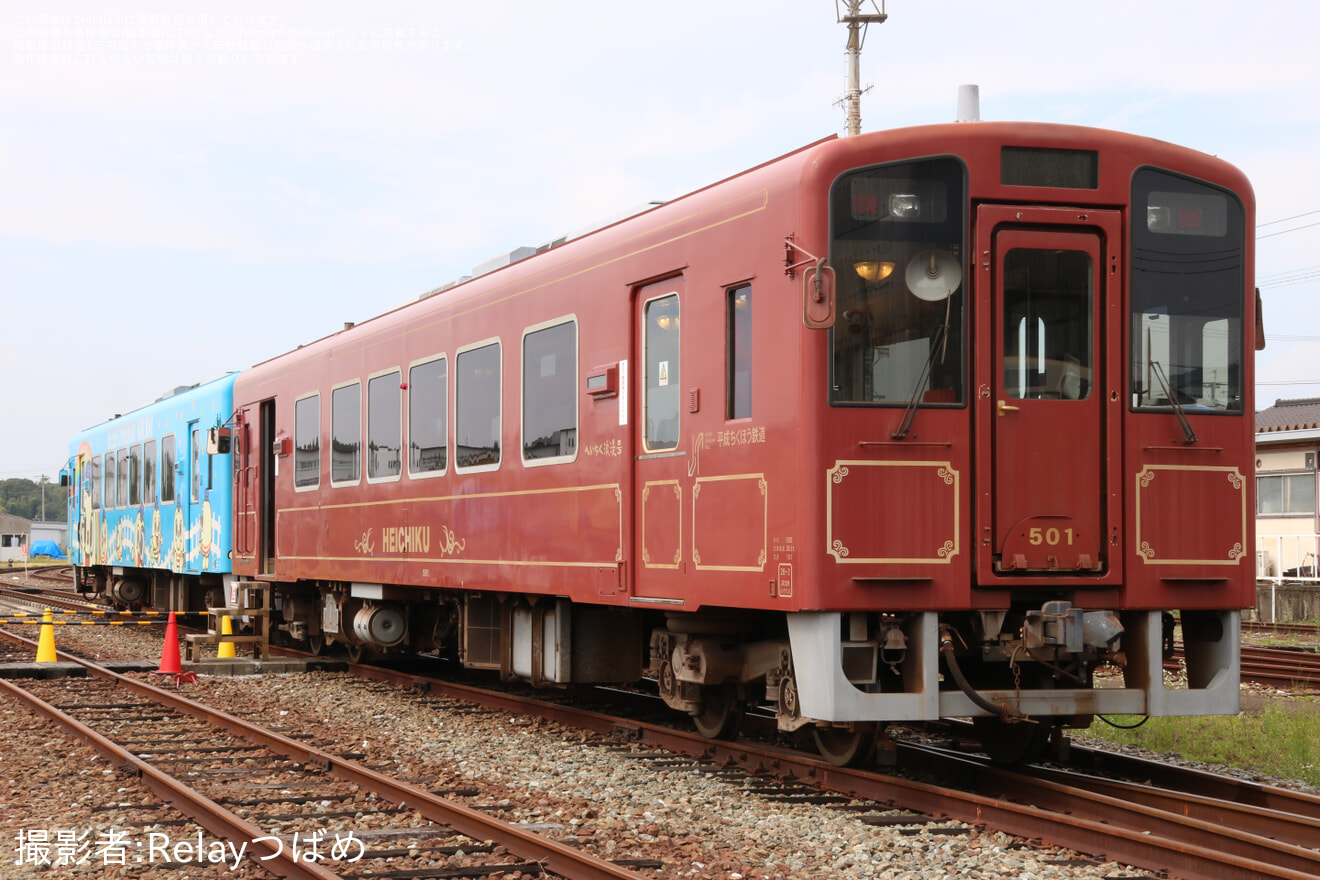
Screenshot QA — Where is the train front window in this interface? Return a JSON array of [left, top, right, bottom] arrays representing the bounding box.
[[829, 157, 966, 406], [1130, 168, 1244, 413]]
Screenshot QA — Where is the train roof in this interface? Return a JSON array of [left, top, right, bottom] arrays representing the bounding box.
[[239, 120, 1250, 378], [72, 371, 237, 437]]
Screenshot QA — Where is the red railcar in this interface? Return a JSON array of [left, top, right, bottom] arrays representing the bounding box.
[[229, 121, 1255, 763]]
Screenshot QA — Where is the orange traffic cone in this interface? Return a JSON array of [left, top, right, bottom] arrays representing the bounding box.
[[216, 616, 236, 659], [152, 612, 196, 684], [35, 609, 57, 663]]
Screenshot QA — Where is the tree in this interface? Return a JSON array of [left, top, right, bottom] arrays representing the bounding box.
[[0, 477, 68, 523]]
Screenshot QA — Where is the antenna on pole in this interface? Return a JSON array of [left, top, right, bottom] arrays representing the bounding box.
[[835, 0, 888, 136]]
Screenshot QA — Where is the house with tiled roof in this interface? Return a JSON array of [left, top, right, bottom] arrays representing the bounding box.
[[1255, 398, 1320, 582]]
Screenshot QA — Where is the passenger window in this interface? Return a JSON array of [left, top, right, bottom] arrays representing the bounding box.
[[331, 382, 362, 485], [117, 449, 128, 508], [523, 321, 577, 463], [101, 454, 112, 509], [644, 294, 680, 450], [128, 445, 141, 506], [294, 394, 320, 488], [144, 439, 157, 503], [160, 436, 175, 503], [456, 342, 501, 470], [368, 371, 402, 480], [727, 286, 752, 419], [191, 429, 201, 503], [409, 357, 448, 476]]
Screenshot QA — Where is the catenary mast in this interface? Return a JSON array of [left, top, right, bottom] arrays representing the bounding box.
[[836, 1, 888, 136]]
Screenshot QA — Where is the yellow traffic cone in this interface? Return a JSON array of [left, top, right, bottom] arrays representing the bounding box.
[[217, 615, 236, 659], [35, 609, 57, 663]]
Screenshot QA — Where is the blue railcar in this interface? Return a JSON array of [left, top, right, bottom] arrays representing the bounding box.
[[64, 374, 236, 609]]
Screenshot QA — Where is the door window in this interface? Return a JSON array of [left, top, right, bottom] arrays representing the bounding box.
[[643, 294, 681, 450], [1002, 249, 1093, 400]]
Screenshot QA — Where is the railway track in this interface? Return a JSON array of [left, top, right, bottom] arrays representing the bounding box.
[[1164, 642, 1320, 690], [6, 608, 1318, 878], [0, 631, 658, 880], [327, 654, 1319, 880], [1243, 619, 1320, 641]]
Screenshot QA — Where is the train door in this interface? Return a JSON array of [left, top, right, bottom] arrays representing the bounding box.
[[974, 206, 1122, 581], [183, 420, 197, 569], [233, 406, 256, 561], [260, 399, 276, 574], [632, 277, 688, 602], [70, 453, 87, 567]]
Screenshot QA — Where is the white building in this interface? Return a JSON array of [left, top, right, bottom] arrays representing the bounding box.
[[1255, 398, 1320, 582], [0, 513, 30, 562]]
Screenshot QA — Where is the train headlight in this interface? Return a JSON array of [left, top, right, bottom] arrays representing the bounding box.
[[1146, 190, 1227, 236], [889, 193, 920, 218], [1147, 205, 1172, 233]]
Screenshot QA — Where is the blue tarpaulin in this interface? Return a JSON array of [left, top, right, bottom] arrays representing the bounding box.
[[29, 541, 66, 559]]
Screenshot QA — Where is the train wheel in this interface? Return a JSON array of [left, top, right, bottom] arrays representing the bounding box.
[[691, 684, 746, 740], [972, 716, 1053, 765], [306, 632, 325, 656], [813, 723, 880, 767], [345, 643, 372, 664]]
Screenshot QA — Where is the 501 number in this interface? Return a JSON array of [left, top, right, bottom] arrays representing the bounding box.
[[1027, 527, 1075, 546]]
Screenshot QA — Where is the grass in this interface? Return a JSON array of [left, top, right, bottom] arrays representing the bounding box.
[[2, 558, 66, 570], [1080, 700, 1320, 788]]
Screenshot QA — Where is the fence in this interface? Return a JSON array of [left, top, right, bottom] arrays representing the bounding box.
[[1255, 534, 1320, 583], [1255, 533, 1320, 623]]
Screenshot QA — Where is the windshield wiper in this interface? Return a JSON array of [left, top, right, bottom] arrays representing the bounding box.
[[892, 298, 952, 440], [1151, 360, 1198, 445]]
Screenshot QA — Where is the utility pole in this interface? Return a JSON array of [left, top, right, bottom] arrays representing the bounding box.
[[39, 474, 46, 521], [836, 0, 888, 136]]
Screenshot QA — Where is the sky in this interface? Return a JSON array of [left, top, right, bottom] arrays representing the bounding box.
[[1, 0, 1318, 482]]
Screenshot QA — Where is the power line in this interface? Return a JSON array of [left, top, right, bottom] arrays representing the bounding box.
[[1259, 220, 1320, 240], [1259, 264, 1320, 282], [1259, 209, 1320, 228], [1260, 269, 1320, 289]]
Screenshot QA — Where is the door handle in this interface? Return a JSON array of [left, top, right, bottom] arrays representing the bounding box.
[[996, 400, 1020, 416]]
